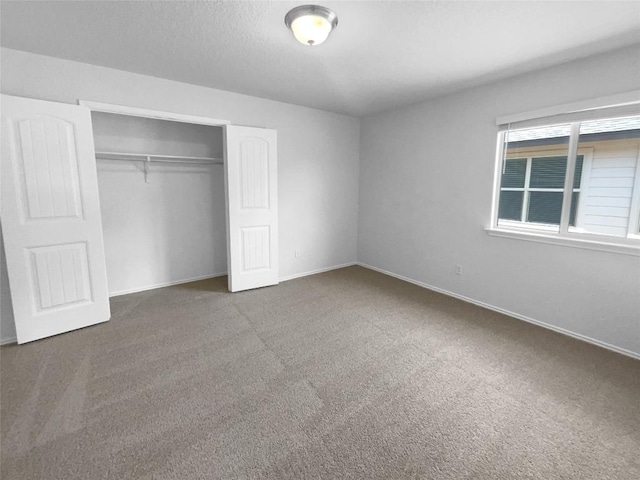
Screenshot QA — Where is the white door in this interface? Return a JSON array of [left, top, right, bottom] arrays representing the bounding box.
[[224, 126, 278, 292], [1, 95, 110, 343]]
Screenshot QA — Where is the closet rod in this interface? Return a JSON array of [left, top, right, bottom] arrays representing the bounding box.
[[97, 157, 223, 165], [95, 151, 224, 165]]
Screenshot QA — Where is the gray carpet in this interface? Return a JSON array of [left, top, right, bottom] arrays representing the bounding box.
[[1, 266, 638, 479]]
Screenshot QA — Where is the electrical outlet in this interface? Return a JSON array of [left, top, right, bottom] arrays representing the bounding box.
[[295, 249, 302, 258], [455, 264, 462, 275]]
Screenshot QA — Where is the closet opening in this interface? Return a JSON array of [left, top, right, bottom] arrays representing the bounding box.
[[90, 111, 227, 297]]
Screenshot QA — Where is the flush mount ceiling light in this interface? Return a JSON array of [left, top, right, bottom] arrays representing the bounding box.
[[284, 5, 338, 46]]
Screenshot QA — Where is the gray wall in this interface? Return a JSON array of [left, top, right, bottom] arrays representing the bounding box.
[[0, 48, 361, 342], [358, 44, 640, 356]]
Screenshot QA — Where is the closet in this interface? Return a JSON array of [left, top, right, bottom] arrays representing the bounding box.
[[91, 112, 227, 296], [1, 95, 278, 344]]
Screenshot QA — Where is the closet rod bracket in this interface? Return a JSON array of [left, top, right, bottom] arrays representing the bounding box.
[[144, 155, 150, 183]]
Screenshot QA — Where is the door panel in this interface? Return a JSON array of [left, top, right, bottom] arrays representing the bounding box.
[[29, 242, 92, 309], [17, 117, 83, 219], [224, 126, 278, 292], [1, 95, 110, 343]]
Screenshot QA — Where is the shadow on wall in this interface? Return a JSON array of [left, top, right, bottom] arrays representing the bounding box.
[[0, 221, 17, 342]]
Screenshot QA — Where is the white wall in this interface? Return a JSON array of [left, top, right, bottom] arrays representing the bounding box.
[[93, 113, 227, 295], [358, 44, 640, 356], [0, 48, 361, 342]]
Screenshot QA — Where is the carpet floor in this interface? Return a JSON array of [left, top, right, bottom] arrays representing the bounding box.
[[1, 266, 638, 479]]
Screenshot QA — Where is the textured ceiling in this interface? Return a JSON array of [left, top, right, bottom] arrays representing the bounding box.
[[1, 1, 639, 117]]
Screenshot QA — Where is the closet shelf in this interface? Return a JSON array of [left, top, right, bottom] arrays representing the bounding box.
[[95, 151, 224, 165]]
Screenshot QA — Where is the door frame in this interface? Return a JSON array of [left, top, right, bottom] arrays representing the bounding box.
[[78, 100, 231, 127]]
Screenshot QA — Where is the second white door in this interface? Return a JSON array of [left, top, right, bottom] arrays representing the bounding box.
[[224, 126, 278, 292]]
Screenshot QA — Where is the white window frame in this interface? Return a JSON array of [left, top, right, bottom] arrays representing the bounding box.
[[488, 92, 640, 256]]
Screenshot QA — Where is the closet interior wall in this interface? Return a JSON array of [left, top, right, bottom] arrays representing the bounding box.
[[92, 112, 226, 295]]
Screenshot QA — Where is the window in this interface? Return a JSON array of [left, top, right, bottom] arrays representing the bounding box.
[[499, 154, 584, 229], [491, 107, 640, 250]]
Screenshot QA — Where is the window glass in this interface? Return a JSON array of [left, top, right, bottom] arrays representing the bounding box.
[[570, 192, 580, 227], [528, 191, 563, 224], [568, 116, 640, 238], [500, 159, 526, 188], [497, 125, 570, 231], [530, 156, 567, 189], [498, 191, 524, 221]]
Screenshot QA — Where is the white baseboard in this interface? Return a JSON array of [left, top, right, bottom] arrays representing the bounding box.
[[1, 335, 17, 346], [357, 262, 640, 361], [279, 262, 357, 282], [109, 262, 359, 297], [109, 272, 228, 297], [4, 262, 635, 358]]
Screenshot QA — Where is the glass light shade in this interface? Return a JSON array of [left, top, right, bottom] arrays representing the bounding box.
[[290, 15, 332, 46], [285, 5, 338, 46]]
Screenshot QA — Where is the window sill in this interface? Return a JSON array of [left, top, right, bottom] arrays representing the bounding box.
[[486, 227, 640, 256]]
